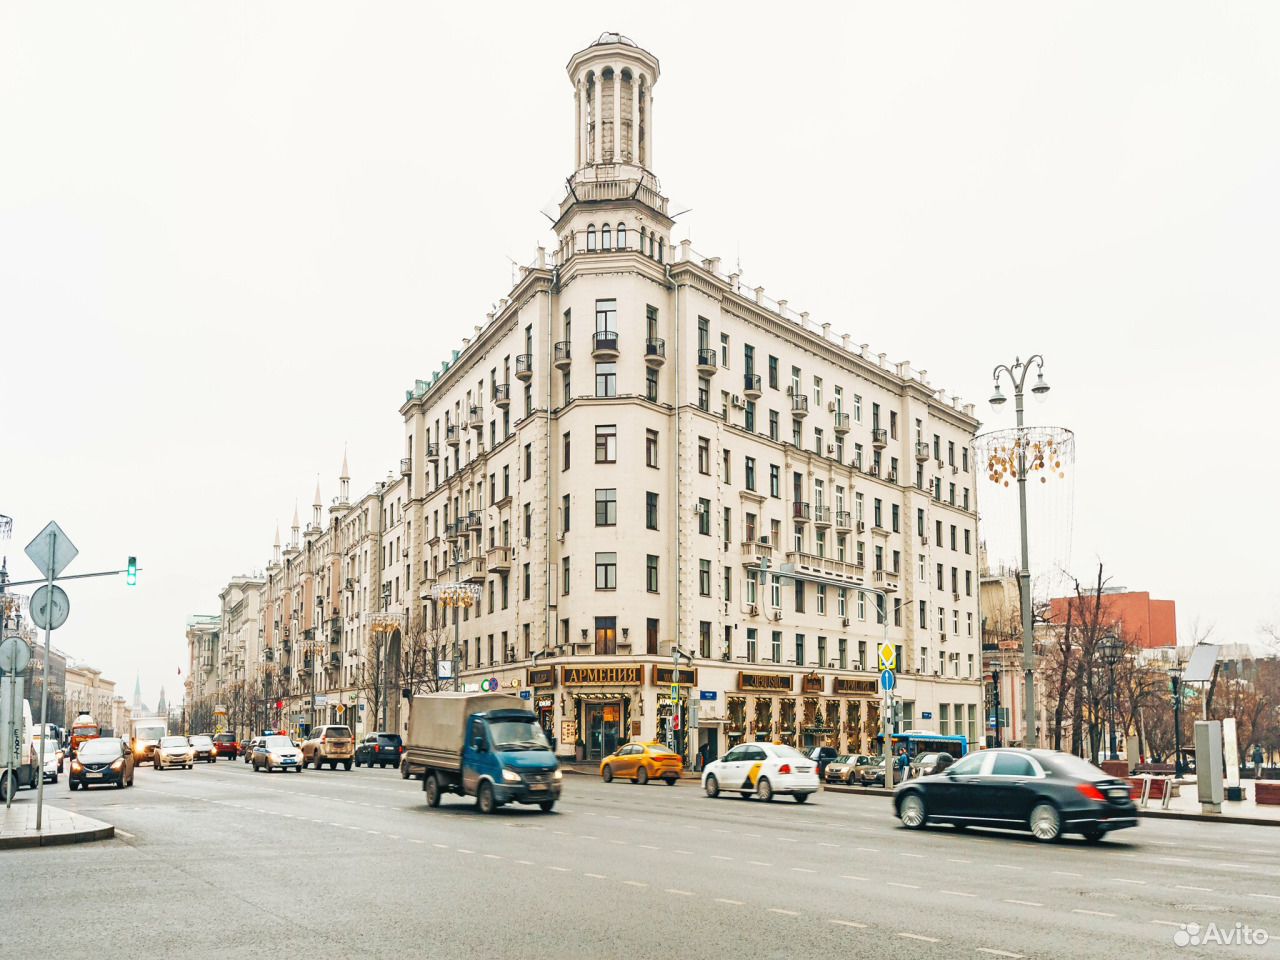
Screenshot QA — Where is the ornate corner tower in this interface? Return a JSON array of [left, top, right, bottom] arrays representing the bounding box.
[[557, 33, 670, 257]]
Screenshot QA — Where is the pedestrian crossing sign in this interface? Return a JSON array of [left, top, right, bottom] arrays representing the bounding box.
[[878, 643, 896, 672]]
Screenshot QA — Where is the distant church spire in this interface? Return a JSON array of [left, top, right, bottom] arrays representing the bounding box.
[[156, 686, 167, 715], [339, 446, 350, 504], [312, 477, 322, 528], [133, 673, 142, 710]]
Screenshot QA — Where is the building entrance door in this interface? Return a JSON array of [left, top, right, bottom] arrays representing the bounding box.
[[586, 702, 622, 761]]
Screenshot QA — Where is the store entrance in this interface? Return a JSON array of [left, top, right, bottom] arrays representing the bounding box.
[[585, 702, 622, 761]]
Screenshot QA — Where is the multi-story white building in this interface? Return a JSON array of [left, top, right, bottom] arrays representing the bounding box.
[[398, 34, 984, 763]]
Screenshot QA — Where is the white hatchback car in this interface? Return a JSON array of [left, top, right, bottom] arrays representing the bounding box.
[[155, 735, 194, 770], [702, 742, 820, 803]]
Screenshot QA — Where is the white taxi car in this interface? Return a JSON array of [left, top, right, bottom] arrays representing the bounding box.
[[702, 742, 820, 803], [154, 735, 195, 770]]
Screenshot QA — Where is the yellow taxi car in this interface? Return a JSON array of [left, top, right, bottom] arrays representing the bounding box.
[[600, 741, 684, 786]]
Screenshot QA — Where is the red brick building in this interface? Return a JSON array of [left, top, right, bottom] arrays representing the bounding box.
[[1047, 590, 1176, 650]]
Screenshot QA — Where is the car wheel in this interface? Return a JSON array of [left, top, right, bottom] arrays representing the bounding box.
[[51, 774, 58, 785], [477, 781, 496, 815], [705, 775, 720, 797], [757, 777, 774, 802], [602, 765, 613, 783], [115, 779, 124, 789], [899, 792, 927, 829], [1030, 802, 1062, 842], [538, 800, 555, 813], [793, 792, 809, 803], [344, 761, 352, 771], [664, 777, 677, 786], [636, 767, 649, 786], [425, 774, 441, 808], [401, 763, 411, 780], [1082, 825, 1105, 843]]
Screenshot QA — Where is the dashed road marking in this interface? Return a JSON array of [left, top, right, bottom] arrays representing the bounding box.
[[977, 949, 1024, 958], [666, 889, 695, 896], [888, 882, 919, 890], [674, 850, 693, 855], [715, 898, 745, 906], [791, 867, 816, 874], [902, 853, 925, 859], [623, 880, 648, 888], [899, 933, 939, 943], [1249, 893, 1280, 901], [546, 866, 569, 872], [992, 864, 1022, 871], [941, 890, 975, 897], [1150, 921, 1181, 928], [1176, 885, 1212, 892], [831, 919, 868, 929], [711, 855, 733, 861], [484, 854, 503, 860], [1111, 879, 1145, 885], [841, 875, 869, 882], [638, 844, 660, 850], [585, 873, 607, 879], [768, 908, 800, 916], [1073, 909, 1114, 918], [432, 843, 449, 849], [1052, 871, 1083, 878], [748, 861, 772, 867], [947, 858, 971, 864], [514, 859, 534, 865], [1003, 900, 1042, 908]]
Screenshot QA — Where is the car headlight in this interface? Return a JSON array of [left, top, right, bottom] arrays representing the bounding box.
[[501, 769, 522, 783], [71, 761, 83, 773], [111, 758, 124, 771], [269, 753, 281, 763], [552, 769, 563, 781]]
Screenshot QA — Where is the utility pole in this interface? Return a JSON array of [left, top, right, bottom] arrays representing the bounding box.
[[452, 539, 461, 693]]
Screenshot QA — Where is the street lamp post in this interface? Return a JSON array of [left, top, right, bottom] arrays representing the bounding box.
[[1168, 665, 1184, 777], [1099, 635, 1124, 761], [989, 355, 1051, 748]]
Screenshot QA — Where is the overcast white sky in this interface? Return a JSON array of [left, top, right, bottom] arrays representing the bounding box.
[[3, 2, 1278, 708]]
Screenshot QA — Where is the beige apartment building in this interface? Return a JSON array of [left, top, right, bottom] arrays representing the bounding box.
[[397, 34, 984, 763]]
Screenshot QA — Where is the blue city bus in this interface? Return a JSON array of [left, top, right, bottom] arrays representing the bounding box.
[[874, 731, 969, 759]]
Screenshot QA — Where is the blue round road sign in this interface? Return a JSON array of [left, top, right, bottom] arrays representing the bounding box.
[[880, 669, 896, 691]]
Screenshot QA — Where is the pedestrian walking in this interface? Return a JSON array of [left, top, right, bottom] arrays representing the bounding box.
[[1252, 744, 1265, 778]]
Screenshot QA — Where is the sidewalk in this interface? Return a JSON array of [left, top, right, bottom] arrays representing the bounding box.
[[824, 779, 1280, 827], [1, 796, 115, 850]]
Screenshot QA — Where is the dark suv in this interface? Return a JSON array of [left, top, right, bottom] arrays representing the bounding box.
[[213, 733, 241, 760], [807, 746, 839, 779], [354, 732, 403, 768]]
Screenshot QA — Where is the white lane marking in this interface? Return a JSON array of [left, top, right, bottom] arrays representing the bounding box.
[[365, 830, 380, 835], [666, 889, 695, 896], [622, 880, 648, 888], [841, 875, 869, 882], [408, 839, 425, 844], [768, 908, 800, 916], [1073, 909, 1115, 918], [637, 844, 660, 850], [457, 848, 474, 854], [484, 854, 503, 860], [888, 882, 920, 890], [711, 855, 734, 861], [1052, 871, 1083, 878], [1216, 863, 1250, 870], [899, 933, 939, 943], [818, 842, 840, 848], [791, 867, 816, 874], [584, 873, 607, 879], [432, 843, 449, 849], [977, 949, 1024, 958], [1111, 878, 1146, 885], [115, 829, 136, 839], [902, 853, 925, 859], [1003, 899, 1042, 907], [941, 890, 976, 897], [514, 860, 534, 865], [947, 858, 971, 864], [831, 919, 868, 929], [1249, 893, 1280, 901], [716, 898, 745, 906], [777, 837, 798, 843], [578, 835, 598, 841], [856, 847, 879, 852], [992, 864, 1022, 871], [745, 833, 762, 838], [1150, 920, 1182, 928], [328, 822, 342, 827], [1157, 857, 1191, 863], [674, 850, 693, 855], [546, 866, 569, 872], [748, 861, 772, 867], [1176, 885, 1213, 892]]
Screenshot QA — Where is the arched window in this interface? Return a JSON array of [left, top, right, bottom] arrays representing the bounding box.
[[648, 232, 655, 258], [601, 223, 611, 250], [617, 223, 626, 250], [639, 227, 646, 255], [587, 225, 597, 252], [658, 237, 664, 263]]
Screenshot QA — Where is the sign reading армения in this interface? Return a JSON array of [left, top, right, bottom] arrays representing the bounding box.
[[652, 666, 697, 686], [561, 665, 643, 686], [738, 672, 793, 692], [834, 678, 878, 696]]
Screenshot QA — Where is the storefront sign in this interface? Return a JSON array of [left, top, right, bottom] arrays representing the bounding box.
[[800, 673, 825, 694], [652, 665, 697, 686], [835, 677, 878, 696], [562, 665, 642, 686], [527, 667, 555, 688], [738, 672, 793, 693], [535, 694, 554, 710], [699, 690, 718, 701]]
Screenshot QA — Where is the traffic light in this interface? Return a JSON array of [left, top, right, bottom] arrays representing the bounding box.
[[126, 556, 137, 586], [275, 699, 283, 711]]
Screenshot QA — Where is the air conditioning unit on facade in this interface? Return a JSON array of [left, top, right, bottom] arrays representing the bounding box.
[[827, 400, 837, 412], [746, 603, 759, 616], [920, 535, 928, 545], [826, 443, 835, 454], [953, 592, 961, 602], [758, 534, 770, 546], [841, 617, 850, 627], [952, 466, 959, 475], [724, 601, 731, 616], [731, 394, 745, 409], [857, 521, 865, 533], [786, 385, 796, 396], [770, 609, 783, 622]]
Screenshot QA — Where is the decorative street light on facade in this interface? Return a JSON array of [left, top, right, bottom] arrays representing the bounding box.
[[1099, 634, 1125, 761]]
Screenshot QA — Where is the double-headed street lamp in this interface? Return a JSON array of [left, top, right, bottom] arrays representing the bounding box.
[[989, 355, 1050, 748], [1168, 663, 1184, 777], [1099, 634, 1125, 761]]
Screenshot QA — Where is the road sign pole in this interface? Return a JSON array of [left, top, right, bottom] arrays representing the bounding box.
[[34, 528, 55, 831]]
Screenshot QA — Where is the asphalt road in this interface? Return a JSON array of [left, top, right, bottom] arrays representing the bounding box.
[[6, 759, 1279, 959]]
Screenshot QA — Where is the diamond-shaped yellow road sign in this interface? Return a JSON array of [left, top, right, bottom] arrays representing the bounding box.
[[878, 643, 896, 672]]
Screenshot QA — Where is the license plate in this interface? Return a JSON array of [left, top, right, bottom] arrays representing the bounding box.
[[1108, 789, 1128, 799], [86, 772, 103, 779], [796, 766, 813, 774], [529, 783, 547, 790]]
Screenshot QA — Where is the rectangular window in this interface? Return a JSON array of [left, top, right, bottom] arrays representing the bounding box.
[[746, 628, 758, 663], [794, 581, 805, 613], [645, 366, 658, 402], [699, 621, 712, 659], [645, 492, 658, 530], [523, 501, 531, 538], [595, 424, 617, 463], [790, 366, 801, 396], [853, 394, 862, 422], [699, 559, 711, 597], [595, 362, 617, 397], [562, 493, 571, 533], [522, 562, 530, 599], [768, 409, 779, 441], [595, 488, 617, 526], [523, 443, 532, 480], [594, 616, 617, 655], [645, 429, 658, 468], [769, 464, 780, 498], [646, 554, 659, 593], [595, 552, 617, 590], [595, 298, 616, 333], [838, 637, 847, 670], [720, 332, 730, 368], [697, 378, 709, 411], [561, 556, 570, 595], [561, 431, 571, 471], [892, 504, 900, 533], [745, 456, 756, 491], [698, 437, 710, 474], [721, 449, 731, 484], [698, 499, 711, 535], [768, 356, 778, 389], [744, 400, 755, 433], [646, 618, 659, 655], [795, 633, 805, 667], [817, 635, 827, 668]]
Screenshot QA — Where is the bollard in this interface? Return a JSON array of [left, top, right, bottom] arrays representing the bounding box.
[[1139, 776, 1153, 808], [1161, 775, 1174, 810]]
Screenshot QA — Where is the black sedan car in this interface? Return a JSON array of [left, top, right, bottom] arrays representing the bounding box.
[[354, 732, 403, 768], [70, 737, 135, 790], [806, 746, 839, 780], [894, 748, 1137, 842]]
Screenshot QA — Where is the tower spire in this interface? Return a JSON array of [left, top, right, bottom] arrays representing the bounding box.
[[272, 524, 281, 565], [291, 504, 300, 548], [312, 477, 322, 528], [339, 446, 350, 504]]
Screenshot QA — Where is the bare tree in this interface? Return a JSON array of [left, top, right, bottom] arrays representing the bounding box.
[[399, 607, 450, 698], [355, 632, 387, 734]]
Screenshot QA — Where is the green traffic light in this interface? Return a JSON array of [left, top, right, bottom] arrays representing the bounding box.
[[126, 556, 137, 586]]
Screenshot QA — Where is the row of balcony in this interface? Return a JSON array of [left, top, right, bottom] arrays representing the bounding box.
[[736, 542, 900, 592], [789, 503, 861, 531]]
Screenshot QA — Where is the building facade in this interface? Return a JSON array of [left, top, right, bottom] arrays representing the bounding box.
[[64, 663, 118, 733], [397, 34, 984, 762]]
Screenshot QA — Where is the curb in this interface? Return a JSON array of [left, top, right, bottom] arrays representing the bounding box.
[[0, 824, 115, 850]]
